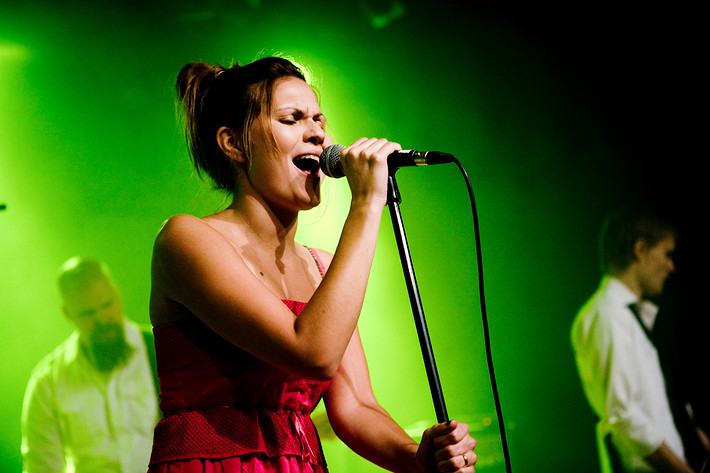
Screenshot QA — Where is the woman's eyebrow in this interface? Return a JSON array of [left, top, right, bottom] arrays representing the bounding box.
[[275, 107, 326, 120]]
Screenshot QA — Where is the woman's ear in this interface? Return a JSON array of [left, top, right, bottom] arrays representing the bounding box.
[[216, 126, 246, 164]]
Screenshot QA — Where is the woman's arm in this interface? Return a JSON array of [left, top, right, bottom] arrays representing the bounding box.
[[150, 204, 377, 380], [150, 138, 399, 380], [324, 328, 476, 473]]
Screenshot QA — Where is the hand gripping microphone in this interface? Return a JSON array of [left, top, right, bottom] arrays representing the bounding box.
[[319, 144, 455, 178]]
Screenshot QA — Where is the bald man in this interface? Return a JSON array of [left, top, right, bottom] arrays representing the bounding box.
[[21, 257, 159, 473]]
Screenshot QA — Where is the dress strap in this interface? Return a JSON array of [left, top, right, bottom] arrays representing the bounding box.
[[304, 246, 326, 278]]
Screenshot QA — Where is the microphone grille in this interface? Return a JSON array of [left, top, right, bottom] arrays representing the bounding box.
[[320, 144, 346, 178]]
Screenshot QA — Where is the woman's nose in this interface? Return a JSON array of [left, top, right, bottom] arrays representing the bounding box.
[[305, 120, 325, 144]]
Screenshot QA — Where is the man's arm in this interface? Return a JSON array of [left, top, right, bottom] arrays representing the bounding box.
[[21, 370, 66, 472], [647, 442, 696, 473]]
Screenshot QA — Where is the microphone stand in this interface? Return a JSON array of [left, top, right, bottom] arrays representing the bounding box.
[[386, 171, 448, 423]]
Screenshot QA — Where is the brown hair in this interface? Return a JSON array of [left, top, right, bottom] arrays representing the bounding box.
[[599, 205, 677, 274], [176, 57, 307, 193]]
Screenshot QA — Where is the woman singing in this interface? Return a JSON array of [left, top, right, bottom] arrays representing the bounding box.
[[148, 56, 477, 473]]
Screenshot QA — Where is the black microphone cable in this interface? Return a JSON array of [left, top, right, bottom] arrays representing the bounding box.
[[322, 145, 512, 471], [450, 157, 513, 473]]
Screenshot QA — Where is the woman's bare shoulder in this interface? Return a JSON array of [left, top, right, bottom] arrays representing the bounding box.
[[151, 213, 244, 285], [154, 214, 224, 249], [157, 213, 209, 234]]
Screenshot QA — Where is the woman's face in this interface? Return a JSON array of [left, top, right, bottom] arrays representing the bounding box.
[[246, 76, 333, 214]]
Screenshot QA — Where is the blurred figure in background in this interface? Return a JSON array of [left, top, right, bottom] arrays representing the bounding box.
[[571, 206, 708, 473], [21, 256, 159, 473]]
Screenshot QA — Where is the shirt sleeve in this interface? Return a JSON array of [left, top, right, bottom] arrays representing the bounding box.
[[601, 312, 664, 458], [21, 365, 66, 473]]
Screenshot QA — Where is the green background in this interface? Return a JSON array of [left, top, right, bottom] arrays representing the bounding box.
[[1, 1, 704, 472]]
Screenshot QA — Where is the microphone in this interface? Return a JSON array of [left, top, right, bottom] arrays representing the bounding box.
[[320, 144, 455, 178]]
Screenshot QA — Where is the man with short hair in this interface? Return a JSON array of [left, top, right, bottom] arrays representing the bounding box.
[[21, 257, 159, 473], [571, 206, 704, 472]]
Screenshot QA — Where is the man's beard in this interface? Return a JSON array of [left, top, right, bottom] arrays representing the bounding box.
[[86, 322, 133, 373]]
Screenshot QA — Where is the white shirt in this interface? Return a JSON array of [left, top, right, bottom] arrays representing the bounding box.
[[21, 320, 159, 473], [571, 276, 685, 472]]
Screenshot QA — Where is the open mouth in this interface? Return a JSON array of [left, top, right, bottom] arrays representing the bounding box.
[[293, 154, 321, 176]]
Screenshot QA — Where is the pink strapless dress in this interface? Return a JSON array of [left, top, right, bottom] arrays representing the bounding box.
[[148, 300, 331, 473]]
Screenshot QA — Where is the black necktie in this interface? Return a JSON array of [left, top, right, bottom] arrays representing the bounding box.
[[627, 302, 655, 346]]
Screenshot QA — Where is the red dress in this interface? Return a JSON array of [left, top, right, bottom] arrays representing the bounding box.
[[148, 299, 331, 473]]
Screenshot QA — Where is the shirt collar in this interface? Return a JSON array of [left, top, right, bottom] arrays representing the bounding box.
[[630, 299, 659, 331], [603, 275, 659, 330]]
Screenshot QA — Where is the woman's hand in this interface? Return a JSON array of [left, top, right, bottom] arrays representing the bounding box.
[[415, 420, 477, 472], [339, 137, 401, 208]]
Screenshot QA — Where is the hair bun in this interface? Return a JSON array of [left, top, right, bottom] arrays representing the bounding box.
[[176, 61, 232, 100], [175, 56, 305, 193]]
